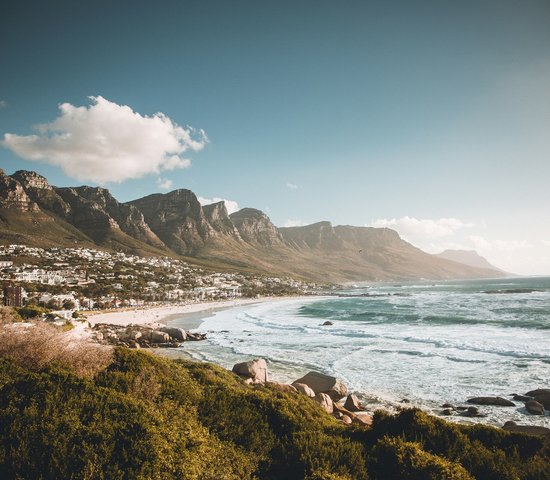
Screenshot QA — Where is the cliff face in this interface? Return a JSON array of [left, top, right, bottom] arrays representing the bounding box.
[[73, 186, 165, 249], [0, 169, 39, 212], [128, 189, 214, 255], [202, 201, 242, 238], [229, 208, 284, 247], [0, 168, 508, 282]]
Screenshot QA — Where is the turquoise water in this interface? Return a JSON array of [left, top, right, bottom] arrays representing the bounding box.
[[170, 277, 550, 427]]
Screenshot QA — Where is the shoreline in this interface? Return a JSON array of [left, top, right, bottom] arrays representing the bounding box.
[[85, 295, 317, 327]]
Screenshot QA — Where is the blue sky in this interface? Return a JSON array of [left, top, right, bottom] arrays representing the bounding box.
[[1, 0, 549, 274]]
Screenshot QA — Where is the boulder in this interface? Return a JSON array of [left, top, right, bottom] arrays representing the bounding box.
[[525, 388, 550, 397], [503, 421, 550, 437], [534, 392, 550, 409], [333, 411, 343, 419], [525, 400, 545, 415], [441, 409, 453, 416], [466, 406, 480, 417], [187, 332, 207, 341], [341, 415, 352, 425], [441, 403, 454, 409], [291, 382, 316, 398], [353, 412, 373, 426], [467, 396, 515, 407], [293, 371, 348, 401], [151, 330, 170, 343], [343, 394, 365, 412], [513, 394, 532, 402], [160, 326, 187, 341], [321, 321, 333, 326], [268, 382, 297, 393], [232, 358, 268, 383], [313, 393, 333, 414]]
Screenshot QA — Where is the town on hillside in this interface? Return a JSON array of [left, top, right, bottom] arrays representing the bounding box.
[[0, 244, 325, 320]]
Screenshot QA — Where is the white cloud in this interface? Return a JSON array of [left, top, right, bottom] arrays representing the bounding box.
[[286, 182, 299, 190], [542, 240, 550, 247], [156, 177, 173, 191], [283, 219, 305, 227], [198, 196, 239, 215], [1, 96, 207, 183], [0, 100, 7, 109], [369, 216, 473, 239]]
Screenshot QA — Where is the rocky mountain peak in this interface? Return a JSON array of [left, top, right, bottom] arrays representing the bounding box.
[[230, 208, 283, 246], [0, 170, 39, 212], [11, 170, 52, 190], [203, 201, 242, 238]]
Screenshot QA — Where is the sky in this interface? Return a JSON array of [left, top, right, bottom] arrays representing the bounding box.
[[1, 0, 549, 275]]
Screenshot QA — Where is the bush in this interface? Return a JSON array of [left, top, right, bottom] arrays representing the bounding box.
[[15, 305, 50, 319], [0, 336, 548, 479], [0, 322, 112, 377]]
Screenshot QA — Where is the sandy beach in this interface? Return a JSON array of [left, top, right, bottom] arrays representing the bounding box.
[[85, 296, 314, 327]]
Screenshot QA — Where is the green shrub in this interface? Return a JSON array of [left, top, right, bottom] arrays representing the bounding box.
[[0, 343, 548, 480]]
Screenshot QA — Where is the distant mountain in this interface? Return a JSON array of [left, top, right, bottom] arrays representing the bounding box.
[[0, 168, 507, 282], [435, 249, 504, 273]]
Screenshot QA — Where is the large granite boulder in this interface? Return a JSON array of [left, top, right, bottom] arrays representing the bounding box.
[[313, 393, 333, 414], [525, 388, 550, 397], [533, 393, 550, 409], [232, 358, 268, 383], [503, 421, 550, 437], [344, 393, 365, 412], [291, 382, 316, 398], [293, 371, 348, 401], [467, 396, 515, 407], [160, 326, 187, 341], [151, 330, 170, 343], [525, 400, 545, 415]]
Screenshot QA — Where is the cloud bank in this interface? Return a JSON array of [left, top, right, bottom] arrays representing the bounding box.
[[198, 196, 240, 215], [1, 96, 208, 183], [370, 216, 473, 239]]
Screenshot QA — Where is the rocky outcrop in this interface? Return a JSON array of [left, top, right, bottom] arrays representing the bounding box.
[[74, 186, 165, 249], [344, 393, 365, 412], [533, 392, 550, 409], [467, 397, 515, 407], [525, 400, 544, 415], [232, 358, 268, 383], [0, 170, 38, 211], [230, 208, 283, 247], [313, 393, 333, 414], [293, 371, 348, 401], [503, 421, 550, 437], [10, 170, 70, 216], [128, 190, 214, 255], [291, 382, 316, 398], [203, 201, 242, 238], [159, 326, 187, 341], [92, 323, 205, 348], [525, 388, 550, 397]]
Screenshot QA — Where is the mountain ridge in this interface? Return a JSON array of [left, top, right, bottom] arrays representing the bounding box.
[[0, 168, 506, 282]]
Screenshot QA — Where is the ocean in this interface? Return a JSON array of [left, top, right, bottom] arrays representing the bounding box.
[[169, 277, 550, 427]]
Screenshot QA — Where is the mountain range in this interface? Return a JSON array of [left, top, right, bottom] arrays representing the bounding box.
[[0, 168, 505, 282]]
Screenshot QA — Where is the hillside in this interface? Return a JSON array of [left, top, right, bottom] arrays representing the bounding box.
[[0, 321, 547, 479], [0, 168, 506, 282], [435, 249, 504, 273]]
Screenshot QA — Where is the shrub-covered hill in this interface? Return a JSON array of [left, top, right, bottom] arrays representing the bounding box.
[[0, 348, 548, 480]]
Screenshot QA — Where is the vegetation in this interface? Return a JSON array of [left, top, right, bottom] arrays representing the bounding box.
[[0, 320, 548, 479]]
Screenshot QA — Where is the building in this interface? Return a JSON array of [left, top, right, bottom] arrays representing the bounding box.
[[3, 285, 26, 307]]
